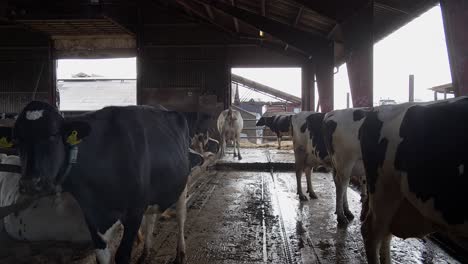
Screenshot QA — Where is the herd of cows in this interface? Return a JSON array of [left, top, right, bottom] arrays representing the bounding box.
[[0, 97, 466, 264]]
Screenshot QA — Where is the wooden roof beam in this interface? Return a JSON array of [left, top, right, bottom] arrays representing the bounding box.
[[286, 0, 368, 22], [175, 0, 236, 36], [375, 2, 409, 15], [293, 6, 303, 27], [204, 4, 215, 20], [199, 0, 330, 56], [231, 0, 239, 32], [261, 0, 266, 16]]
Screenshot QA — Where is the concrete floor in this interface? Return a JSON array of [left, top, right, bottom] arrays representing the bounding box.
[[0, 148, 462, 263]]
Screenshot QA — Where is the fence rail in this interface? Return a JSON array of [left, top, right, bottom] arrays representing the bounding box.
[[242, 136, 292, 139]]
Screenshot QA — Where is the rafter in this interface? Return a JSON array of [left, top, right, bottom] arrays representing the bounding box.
[[198, 0, 329, 56], [261, 0, 266, 16], [175, 0, 236, 36], [293, 6, 303, 27], [287, 0, 367, 22], [375, 2, 409, 15], [204, 4, 215, 20], [231, 0, 239, 32]]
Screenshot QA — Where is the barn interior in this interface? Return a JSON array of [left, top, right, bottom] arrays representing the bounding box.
[[1, 0, 468, 263]]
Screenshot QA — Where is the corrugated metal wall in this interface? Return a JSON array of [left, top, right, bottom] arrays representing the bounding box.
[[0, 29, 52, 113]]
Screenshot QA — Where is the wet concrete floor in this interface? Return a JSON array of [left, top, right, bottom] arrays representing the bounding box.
[[151, 167, 459, 263], [0, 148, 462, 263]]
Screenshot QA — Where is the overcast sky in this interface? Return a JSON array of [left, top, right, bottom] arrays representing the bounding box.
[[58, 4, 451, 110]]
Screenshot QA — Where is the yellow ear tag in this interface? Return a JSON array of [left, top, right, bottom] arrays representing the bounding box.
[[0, 137, 12, 148], [66, 130, 81, 145]]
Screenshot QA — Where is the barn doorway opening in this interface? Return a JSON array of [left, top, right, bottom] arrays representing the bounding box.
[[230, 67, 301, 147], [56, 58, 136, 112]]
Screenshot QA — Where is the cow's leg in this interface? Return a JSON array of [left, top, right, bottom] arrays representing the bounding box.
[[360, 174, 368, 203], [115, 210, 144, 264], [379, 234, 392, 264], [220, 136, 226, 157], [276, 133, 281, 149], [295, 167, 308, 201], [361, 212, 380, 264], [362, 185, 401, 264], [138, 212, 159, 263], [89, 219, 121, 264], [236, 137, 242, 160], [233, 139, 238, 158], [305, 167, 318, 199], [333, 164, 354, 225], [175, 186, 188, 264]]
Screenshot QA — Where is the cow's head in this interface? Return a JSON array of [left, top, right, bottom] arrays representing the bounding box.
[[0, 101, 90, 195], [191, 130, 209, 154], [256, 116, 273, 127]]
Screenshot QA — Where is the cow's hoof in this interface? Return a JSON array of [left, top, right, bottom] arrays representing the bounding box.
[[137, 248, 149, 264], [337, 216, 350, 227], [174, 252, 186, 264], [298, 194, 308, 201], [237, 156, 242, 160], [345, 210, 355, 220], [308, 192, 318, 199]]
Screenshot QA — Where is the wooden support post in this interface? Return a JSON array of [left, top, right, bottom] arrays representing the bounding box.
[[303, 67, 316, 111], [441, 0, 468, 96], [136, 4, 143, 106], [48, 38, 57, 108], [315, 43, 334, 112], [310, 67, 315, 112], [434, 91, 438, 101], [409, 74, 414, 102], [343, 2, 373, 107], [346, 92, 350, 108], [301, 63, 312, 110]]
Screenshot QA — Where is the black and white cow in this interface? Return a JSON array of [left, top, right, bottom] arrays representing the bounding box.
[[323, 108, 370, 225], [291, 111, 330, 201], [0, 101, 201, 264], [359, 97, 468, 264], [217, 108, 243, 160], [292, 109, 369, 226], [256, 115, 292, 149]]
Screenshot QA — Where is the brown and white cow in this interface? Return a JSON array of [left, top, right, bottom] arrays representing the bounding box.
[[359, 97, 468, 264], [217, 108, 243, 160]]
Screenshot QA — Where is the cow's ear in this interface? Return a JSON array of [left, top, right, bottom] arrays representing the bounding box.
[[62, 121, 91, 145], [0, 126, 14, 148]]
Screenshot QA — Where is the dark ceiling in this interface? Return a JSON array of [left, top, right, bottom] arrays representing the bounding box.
[[1, 0, 439, 64]]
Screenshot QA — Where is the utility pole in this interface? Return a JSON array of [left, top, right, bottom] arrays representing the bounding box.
[[409, 74, 414, 102]]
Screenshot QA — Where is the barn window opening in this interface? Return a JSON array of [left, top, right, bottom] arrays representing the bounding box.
[[231, 67, 301, 145], [56, 58, 136, 112]]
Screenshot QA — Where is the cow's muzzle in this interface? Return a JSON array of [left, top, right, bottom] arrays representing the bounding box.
[[19, 178, 43, 195], [18, 178, 54, 196]]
